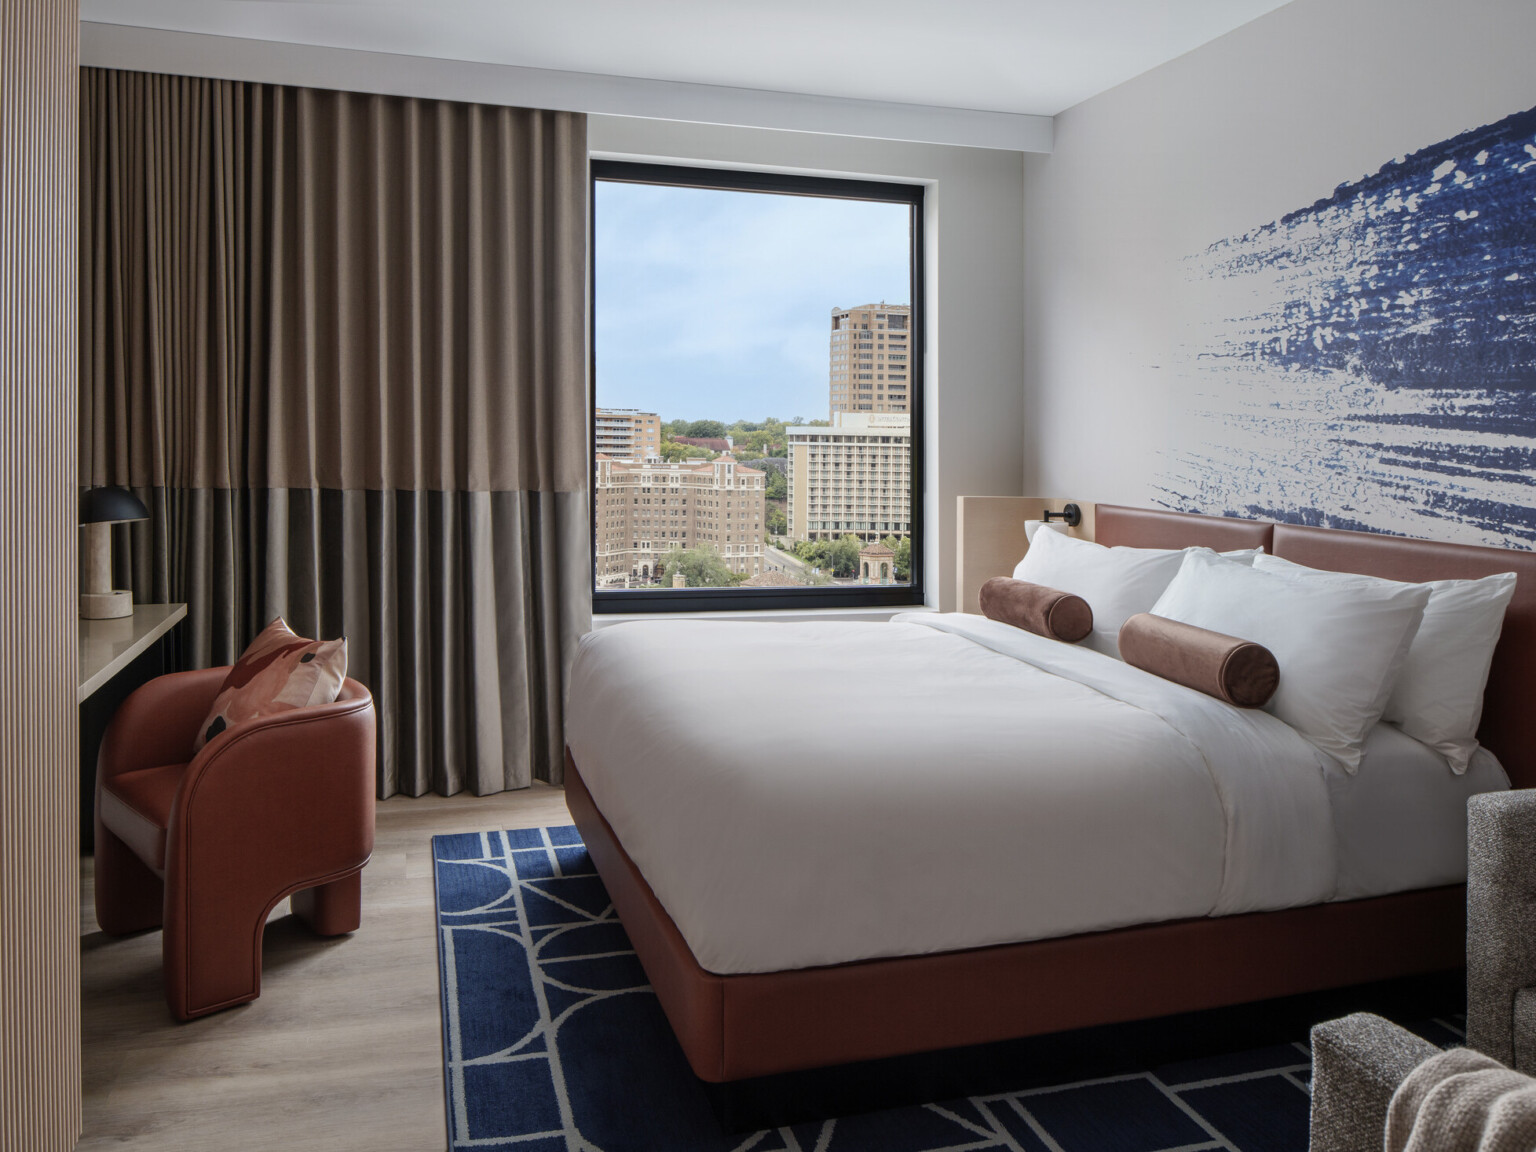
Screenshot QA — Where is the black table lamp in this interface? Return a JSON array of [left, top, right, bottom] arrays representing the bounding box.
[[80, 486, 149, 619]]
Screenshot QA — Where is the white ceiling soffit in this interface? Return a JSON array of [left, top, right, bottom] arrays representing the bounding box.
[[80, 0, 1295, 153]]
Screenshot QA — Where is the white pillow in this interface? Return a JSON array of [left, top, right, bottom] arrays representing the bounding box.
[[1253, 555, 1515, 773], [1012, 528, 1260, 658], [1248, 556, 1425, 736], [1150, 550, 1431, 772]]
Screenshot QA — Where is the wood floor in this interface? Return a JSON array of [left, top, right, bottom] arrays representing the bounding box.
[[78, 784, 572, 1152]]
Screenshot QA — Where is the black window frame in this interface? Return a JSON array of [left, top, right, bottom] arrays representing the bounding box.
[[590, 160, 926, 613]]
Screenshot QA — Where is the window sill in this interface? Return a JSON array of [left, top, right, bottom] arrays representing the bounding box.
[[590, 603, 937, 628]]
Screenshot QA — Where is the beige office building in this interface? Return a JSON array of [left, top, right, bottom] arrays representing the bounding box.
[[594, 453, 766, 587], [594, 408, 661, 460], [786, 412, 911, 543], [829, 303, 911, 416]]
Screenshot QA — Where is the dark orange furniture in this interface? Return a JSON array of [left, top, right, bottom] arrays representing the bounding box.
[[93, 666, 377, 1021]]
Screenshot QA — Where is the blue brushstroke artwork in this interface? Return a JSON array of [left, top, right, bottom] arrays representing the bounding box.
[[1157, 103, 1536, 546]]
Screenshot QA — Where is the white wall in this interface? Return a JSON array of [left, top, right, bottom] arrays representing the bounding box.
[[1023, 0, 1536, 536], [591, 116, 1026, 609]]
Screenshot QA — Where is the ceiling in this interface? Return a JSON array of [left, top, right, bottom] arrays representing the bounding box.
[[80, 0, 1295, 118]]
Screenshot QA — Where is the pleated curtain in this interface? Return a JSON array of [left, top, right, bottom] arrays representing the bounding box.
[[79, 67, 590, 795]]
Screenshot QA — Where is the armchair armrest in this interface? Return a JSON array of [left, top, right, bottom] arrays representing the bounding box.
[[1310, 1013, 1439, 1152], [1467, 790, 1536, 1070], [98, 666, 231, 781], [170, 680, 377, 877], [168, 680, 376, 887]]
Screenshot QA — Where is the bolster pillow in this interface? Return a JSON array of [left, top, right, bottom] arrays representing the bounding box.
[[979, 577, 1093, 643], [1118, 612, 1279, 707]]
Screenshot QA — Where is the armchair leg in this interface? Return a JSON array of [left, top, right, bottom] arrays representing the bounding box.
[[160, 869, 366, 1020], [93, 818, 164, 936], [292, 872, 363, 937], [161, 889, 269, 1021]]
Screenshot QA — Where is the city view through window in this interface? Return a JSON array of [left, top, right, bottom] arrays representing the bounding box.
[[593, 168, 919, 597]]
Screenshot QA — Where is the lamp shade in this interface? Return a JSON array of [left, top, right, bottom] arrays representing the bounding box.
[[80, 486, 149, 525]]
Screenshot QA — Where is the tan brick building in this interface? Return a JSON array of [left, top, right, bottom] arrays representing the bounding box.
[[786, 412, 911, 543], [594, 453, 766, 587], [829, 303, 911, 416], [594, 408, 661, 461]]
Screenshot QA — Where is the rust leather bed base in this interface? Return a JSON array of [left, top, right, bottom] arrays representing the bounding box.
[[565, 750, 1464, 1083]]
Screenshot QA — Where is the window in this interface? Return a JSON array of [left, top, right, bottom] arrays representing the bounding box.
[[592, 161, 924, 611]]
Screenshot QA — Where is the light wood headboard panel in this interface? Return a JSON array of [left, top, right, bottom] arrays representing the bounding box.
[[955, 497, 1095, 614], [0, 2, 83, 1149]]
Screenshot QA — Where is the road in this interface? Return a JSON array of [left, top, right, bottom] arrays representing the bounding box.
[[763, 544, 812, 578]]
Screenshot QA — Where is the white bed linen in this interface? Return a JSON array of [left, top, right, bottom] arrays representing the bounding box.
[[1330, 723, 1509, 901], [566, 614, 1336, 975]]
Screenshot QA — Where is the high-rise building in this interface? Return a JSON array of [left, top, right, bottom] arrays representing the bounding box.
[[828, 303, 911, 417], [594, 453, 766, 587], [786, 412, 911, 544], [594, 408, 661, 460]]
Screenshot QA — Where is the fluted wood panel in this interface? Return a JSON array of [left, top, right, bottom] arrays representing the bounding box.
[[0, 1, 82, 1151]]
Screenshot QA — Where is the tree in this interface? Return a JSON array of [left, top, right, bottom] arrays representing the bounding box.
[[765, 504, 787, 535], [790, 539, 827, 574], [791, 535, 860, 578], [658, 440, 711, 462], [736, 425, 785, 455], [764, 470, 787, 501], [686, 419, 727, 439], [883, 534, 912, 581], [830, 534, 863, 578], [662, 544, 745, 588]]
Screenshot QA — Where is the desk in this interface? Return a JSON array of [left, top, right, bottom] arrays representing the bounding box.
[[79, 603, 187, 849], [79, 603, 187, 703]]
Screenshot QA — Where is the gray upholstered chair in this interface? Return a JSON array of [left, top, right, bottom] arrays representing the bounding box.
[[1309, 790, 1536, 1151]]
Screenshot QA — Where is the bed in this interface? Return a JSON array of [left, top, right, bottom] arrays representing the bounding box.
[[564, 505, 1536, 1082]]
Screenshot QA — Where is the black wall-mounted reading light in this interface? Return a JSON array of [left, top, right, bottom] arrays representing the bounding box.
[[1043, 503, 1082, 528]]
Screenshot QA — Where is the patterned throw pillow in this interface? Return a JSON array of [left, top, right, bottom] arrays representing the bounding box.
[[193, 617, 349, 753]]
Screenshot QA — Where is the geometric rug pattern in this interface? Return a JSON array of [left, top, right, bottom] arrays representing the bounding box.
[[433, 827, 1463, 1152]]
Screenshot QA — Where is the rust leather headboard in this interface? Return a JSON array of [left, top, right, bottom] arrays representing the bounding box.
[[1096, 504, 1275, 553], [1094, 505, 1536, 790]]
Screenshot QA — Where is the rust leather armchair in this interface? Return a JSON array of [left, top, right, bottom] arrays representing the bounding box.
[[93, 665, 377, 1021]]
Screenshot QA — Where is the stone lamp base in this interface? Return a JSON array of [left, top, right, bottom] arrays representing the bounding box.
[[80, 589, 134, 619], [80, 520, 135, 619]]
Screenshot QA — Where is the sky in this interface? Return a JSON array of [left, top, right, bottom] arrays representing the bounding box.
[[594, 180, 912, 425]]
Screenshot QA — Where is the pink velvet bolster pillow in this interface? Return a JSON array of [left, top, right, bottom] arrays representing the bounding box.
[[979, 577, 1093, 643], [1118, 612, 1279, 708]]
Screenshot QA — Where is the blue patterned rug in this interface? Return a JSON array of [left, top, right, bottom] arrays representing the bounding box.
[[432, 827, 1462, 1152]]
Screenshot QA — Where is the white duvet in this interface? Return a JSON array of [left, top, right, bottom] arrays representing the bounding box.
[[565, 614, 1339, 976]]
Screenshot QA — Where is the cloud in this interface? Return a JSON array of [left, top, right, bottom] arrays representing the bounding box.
[[595, 181, 911, 422]]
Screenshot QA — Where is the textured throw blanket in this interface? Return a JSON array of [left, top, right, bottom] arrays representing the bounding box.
[[1387, 1046, 1536, 1152]]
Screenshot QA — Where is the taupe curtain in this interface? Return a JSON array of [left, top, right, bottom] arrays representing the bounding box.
[[79, 67, 589, 796]]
